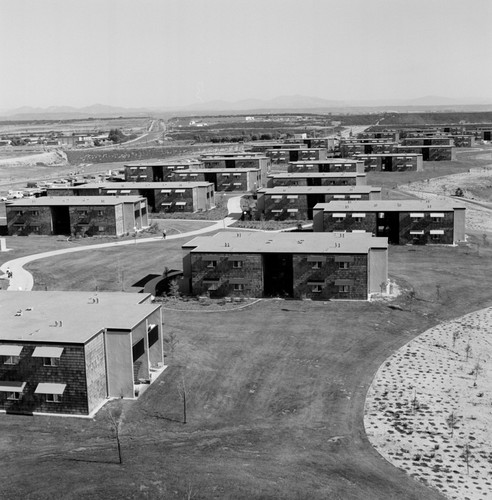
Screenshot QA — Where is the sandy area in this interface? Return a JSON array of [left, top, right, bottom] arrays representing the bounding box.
[[0, 150, 67, 167], [364, 307, 492, 500], [398, 169, 492, 233]]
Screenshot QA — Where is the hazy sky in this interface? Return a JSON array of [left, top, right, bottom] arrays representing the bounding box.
[[1, 0, 491, 109]]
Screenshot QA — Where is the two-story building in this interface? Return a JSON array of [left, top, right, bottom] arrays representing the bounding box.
[[339, 141, 398, 157], [287, 159, 364, 174], [396, 145, 456, 161], [312, 199, 466, 245], [201, 155, 270, 185], [0, 291, 163, 416], [353, 153, 423, 172], [124, 159, 203, 182], [182, 231, 388, 301], [47, 182, 215, 214], [6, 196, 148, 236], [267, 172, 367, 187], [171, 168, 262, 192], [256, 185, 381, 220], [266, 148, 328, 165]]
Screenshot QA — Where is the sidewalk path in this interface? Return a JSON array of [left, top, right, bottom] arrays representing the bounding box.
[[0, 196, 243, 291]]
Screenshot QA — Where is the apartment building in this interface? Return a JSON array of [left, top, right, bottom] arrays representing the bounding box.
[[396, 145, 456, 161], [266, 148, 328, 165], [0, 291, 163, 416], [267, 172, 367, 187], [171, 168, 262, 192], [182, 231, 388, 300], [256, 185, 381, 220], [6, 196, 148, 236], [354, 153, 423, 172], [124, 159, 203, 182], [287, 159, 365, 174], [313, 199, 466, 245]]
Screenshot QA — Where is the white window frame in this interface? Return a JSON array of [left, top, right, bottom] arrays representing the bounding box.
[[7, 392, 21, 400], [339, 285, 350, 293], [46, 393, 61, 403], [43, 357, 60, 367], [233, 283, 245, 291], [339, 262, 350, 269], [4, 356, 20, 365], [206, 260, 217, 268], [232, 261, 243, 269]]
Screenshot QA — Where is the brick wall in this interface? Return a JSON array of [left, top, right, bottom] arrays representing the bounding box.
[[69, 205, 117, 236], [84, 333, 107, 414], [190, 253, 263, 297], [0, 342, 89, 415], [7, 205, 53, 235], [292, 253, 368, 300], [321, 212, 377, 233]]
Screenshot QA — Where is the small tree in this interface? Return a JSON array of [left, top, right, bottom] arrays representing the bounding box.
[[452, 329, 459, 348], [465, 341, 472, 362], [472, 359, 482, 385], [177, 377, 187, 424], [107, 407, 124, 464], [166, 330, 178, 358], [462, 442, 471, 474], [168, 279, 180, 300], [446, 411, 459, 438]]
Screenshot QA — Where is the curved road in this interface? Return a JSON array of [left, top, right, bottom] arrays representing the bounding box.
[[0, 196, 243, 291]]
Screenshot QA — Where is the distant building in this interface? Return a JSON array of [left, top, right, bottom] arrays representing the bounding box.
[[182, 231, 388, 300], [200, 155, 270, 185], [268, 172, 367, 187], [357, 131, 400, 142], [339, 141, 398, 157], [449, 135, 475, 148], [0, 291, 163, 417], [171, 168, 261, 192], [402, 137, 454, 146], [266, 148, 328, 165], [124, 159, 203, 182], [247, 142, 306, 153], [354, 153, 423, 172], [47, 182, 215, 213], [396, 145, 456, 161], [6, 196, 148, 236], [287, 159, 365, 174], [256, 185, 381, 220], [313, 199, 466, 245]]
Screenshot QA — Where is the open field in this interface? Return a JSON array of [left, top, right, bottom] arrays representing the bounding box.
[[3, 238, 492, 499]]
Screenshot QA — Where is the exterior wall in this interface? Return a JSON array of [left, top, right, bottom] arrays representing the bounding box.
[[398, 146, 456, 161], [340, 143, 397, 157], [0, 342, 89, 415], [317, 210, 456, 244], [6, 205, 53, 236], [190, 253, 263, 297], [272, 175, 359, 186], [263, 194, 308, 220], [287, 161, 363, 173], [158, 187, 196, 213], [402, 137, 453, 146], [451, 136, 475, 148], [267, 149, 327, 165], [453, 209, 466, 242], [357, 155, 423, 172], [368, 248, 388, 294], [46, 187, 77, 196], [292, 253, 368, 300], [147, 309, 164, 369], [131, 320, 150, 383], [69, 205, 117, 236], [105, 330, 134, 398], [122, 203, 137, 233], [115, 204, 124, 235], [84, 333, 107, 414]]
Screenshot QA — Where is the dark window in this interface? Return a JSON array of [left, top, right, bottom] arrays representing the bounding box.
[[148, 325, 159, 347], [132, 339, 145, 361]]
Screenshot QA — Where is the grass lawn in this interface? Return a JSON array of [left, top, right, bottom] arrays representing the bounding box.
[[2, 239, 491, 499]]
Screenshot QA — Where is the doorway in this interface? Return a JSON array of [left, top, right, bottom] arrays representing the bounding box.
[[263, 253, 293, 297], [50, 206, 71, 235]]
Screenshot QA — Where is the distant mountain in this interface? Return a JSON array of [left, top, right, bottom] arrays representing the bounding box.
[[1, 95, 492, 121]]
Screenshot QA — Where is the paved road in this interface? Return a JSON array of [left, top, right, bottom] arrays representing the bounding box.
[[0, 196, 243, 291]]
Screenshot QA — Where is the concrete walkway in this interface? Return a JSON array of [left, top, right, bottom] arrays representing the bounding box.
[[0, 196, 244, 291]]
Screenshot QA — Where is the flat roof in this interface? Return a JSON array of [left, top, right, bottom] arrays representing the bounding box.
[[202, 155, 268, 160], [289, 159, 362, 164], [0, 291, 160, 344], [266, 148, 327, 152], [314, 199, 464, 212], [183, 230, 387, 254], [6, 196, 145, 207], [61, 182, 212, 190], [124, 160, 203, 167], [354, 153, 421, 158], [259, 186, 380, 194], [397, 145, 454, 150], [177, 168, 260, 173], [269, 172, 363, 178]]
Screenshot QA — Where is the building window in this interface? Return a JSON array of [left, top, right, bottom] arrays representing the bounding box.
[[30, 210, 39, 216], [353, 217, 362, 222], [339, 285, 350, 293], [233, 283, 245, 291], [46, 394, 61, 403], [311, 284, 323, 293], [43, 357, 60, 367], [98, 226, 105, 232], [4, 356, 20, 365], [97, 210, 104, 216], [79, 210, 88, 216], [339, 262, 350, 269], [15, 211, 23, 216], [206, 260, 217, 268], [232, 261, 243, 268], [311, 261, 322, 269], [7, 392, 21, 400]]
